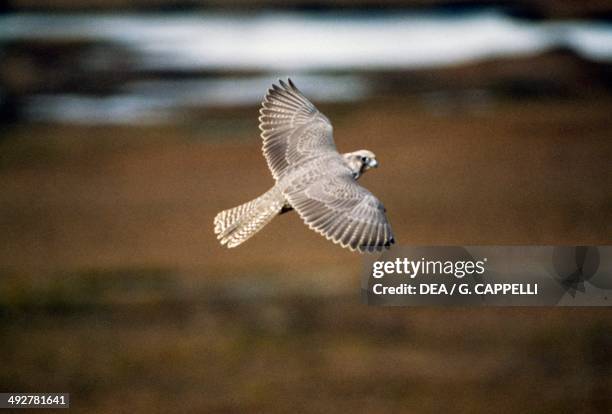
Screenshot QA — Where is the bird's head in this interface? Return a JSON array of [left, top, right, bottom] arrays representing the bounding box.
[[343, 149, 378, 179]]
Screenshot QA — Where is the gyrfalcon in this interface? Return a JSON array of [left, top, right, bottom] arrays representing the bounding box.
[[214, 79, 394, 253]]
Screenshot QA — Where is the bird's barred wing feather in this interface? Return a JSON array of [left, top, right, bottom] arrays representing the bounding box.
[[259, 79, 337, 180], [285, 169, 394, 253]]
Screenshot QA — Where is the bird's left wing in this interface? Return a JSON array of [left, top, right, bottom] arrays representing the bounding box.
[[259, 79, 338, 181]]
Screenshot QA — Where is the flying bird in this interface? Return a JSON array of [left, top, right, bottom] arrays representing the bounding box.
[[214, 79, 394, 253]]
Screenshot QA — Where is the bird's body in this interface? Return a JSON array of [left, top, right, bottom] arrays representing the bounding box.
[[214, 79, 394, 253]]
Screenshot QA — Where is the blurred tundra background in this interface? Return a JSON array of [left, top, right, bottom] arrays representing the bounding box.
[[0, 1, 611, 412]]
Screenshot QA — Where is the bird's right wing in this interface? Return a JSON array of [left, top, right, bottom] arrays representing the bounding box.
[[284, 165, 395, 253], [259, 79, 338, 180]]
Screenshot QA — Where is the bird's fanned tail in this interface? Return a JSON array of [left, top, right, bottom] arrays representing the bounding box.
[[214, 187, 285, 248]]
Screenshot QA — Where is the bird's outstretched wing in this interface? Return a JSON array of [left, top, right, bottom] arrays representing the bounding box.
[[259, 79, 337, 180], [285, 161, 394, 253]]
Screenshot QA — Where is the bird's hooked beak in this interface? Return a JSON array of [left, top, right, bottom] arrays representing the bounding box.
[[367, 158, 378, 169]]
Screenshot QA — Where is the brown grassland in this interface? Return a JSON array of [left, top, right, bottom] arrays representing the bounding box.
[[0, 95, 611, 412]]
